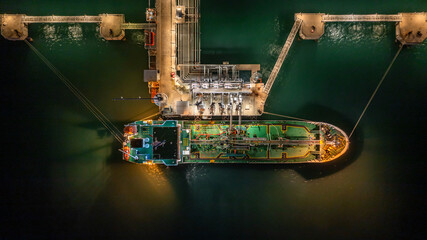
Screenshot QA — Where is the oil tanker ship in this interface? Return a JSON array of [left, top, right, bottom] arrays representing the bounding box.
[[121, 120, 349, 166]]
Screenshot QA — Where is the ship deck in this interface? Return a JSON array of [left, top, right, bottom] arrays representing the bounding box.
[[122, 120, 352, 166], [180, 120, 321, 164]]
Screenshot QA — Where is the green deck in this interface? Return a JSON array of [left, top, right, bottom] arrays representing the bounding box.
[[182, 121, 320, 164]]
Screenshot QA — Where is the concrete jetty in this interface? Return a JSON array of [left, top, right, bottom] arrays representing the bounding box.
[[1, 14, 28, 40], [295, 13, 325, 40], [156, 0, 187, 111], [99, 14, 125, 40], [396, 13, 427, 45]]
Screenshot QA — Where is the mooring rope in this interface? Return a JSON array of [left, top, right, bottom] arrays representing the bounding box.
[[349, 45, 403, 138], [24, 40, 124, 143], [141, 111, 161, 120], [263, 111, 312, 122]]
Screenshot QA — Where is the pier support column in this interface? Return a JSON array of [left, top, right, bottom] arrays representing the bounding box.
[[295, 13, 325, 40], [1, 14, 28, 40], [99, 14, 125, 40], [396, 12, 427, 45]]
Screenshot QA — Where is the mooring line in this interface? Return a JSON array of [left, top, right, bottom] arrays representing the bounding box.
[[349, 45, 403, 138], [263, 111, 311, 121], [141, 112, 161, 120], [24, 40, 124, 143]]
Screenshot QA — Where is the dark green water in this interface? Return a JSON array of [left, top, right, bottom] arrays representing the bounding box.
[[1, 0, 426, 239]]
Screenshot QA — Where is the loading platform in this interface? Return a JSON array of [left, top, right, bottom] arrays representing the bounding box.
[[153, 0, 264, 118]]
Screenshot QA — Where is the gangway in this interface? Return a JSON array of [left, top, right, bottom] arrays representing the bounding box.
[[263, 18, 302, 96]]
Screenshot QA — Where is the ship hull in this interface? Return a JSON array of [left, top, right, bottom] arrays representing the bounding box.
[[122, 120, 349, 166]]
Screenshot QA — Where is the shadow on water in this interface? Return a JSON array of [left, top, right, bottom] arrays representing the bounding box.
[[64, 120, 128, 165], [65, 121, 113, 139], [66, 143, 188, 238]]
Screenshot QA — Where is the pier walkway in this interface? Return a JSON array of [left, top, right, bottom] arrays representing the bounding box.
[[122, 22, 156, 30], [1, 13, 156, 40], [156, 0, 189, 111], [322, 14, 402, 22], [263, 18, 302, 95], [21, 15, 102, 23]]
